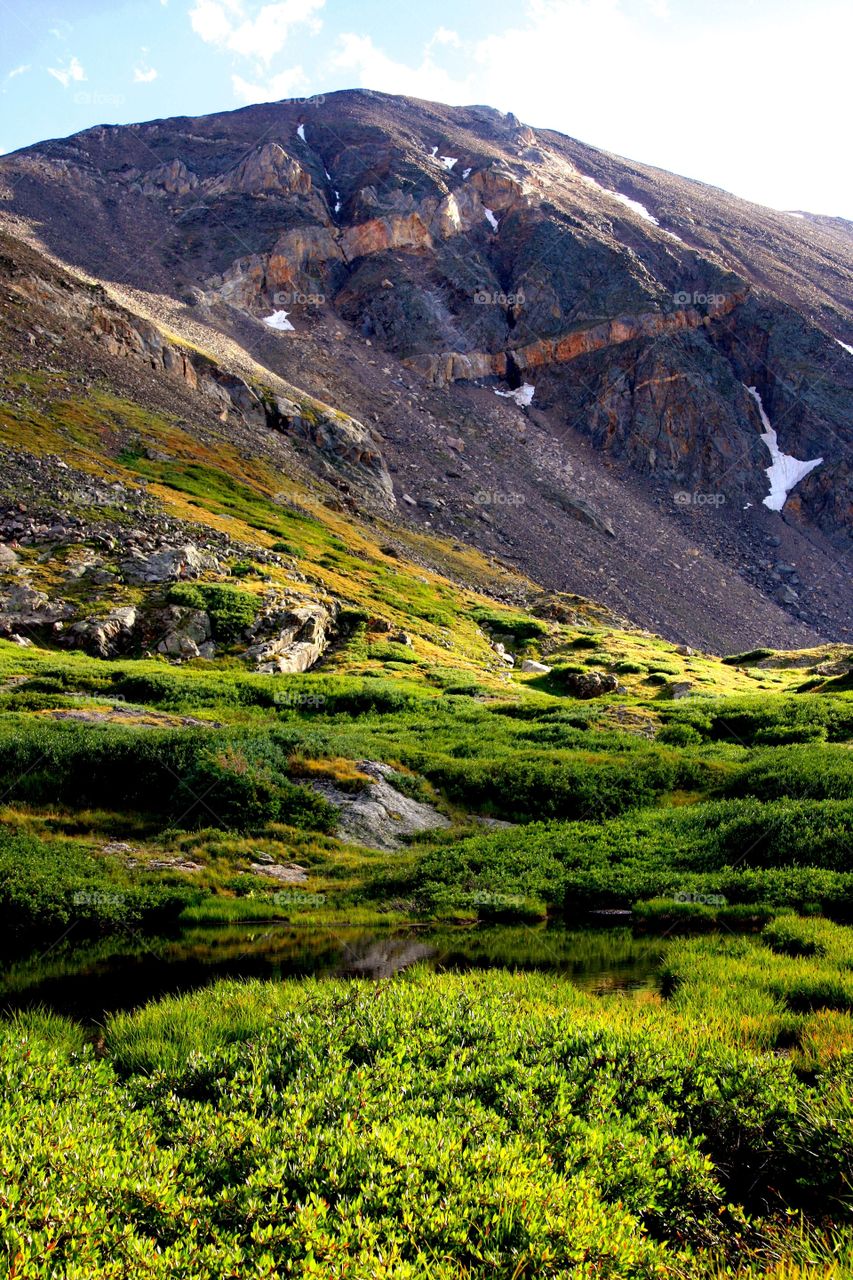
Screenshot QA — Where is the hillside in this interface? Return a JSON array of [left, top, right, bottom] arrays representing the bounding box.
[[1, 89, 850, 648]]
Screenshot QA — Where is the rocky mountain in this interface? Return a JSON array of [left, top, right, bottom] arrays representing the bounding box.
[[0, 88, 850, 651]]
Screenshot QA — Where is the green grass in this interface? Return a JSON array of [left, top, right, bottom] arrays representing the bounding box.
[[5, 930, 853, 1278]]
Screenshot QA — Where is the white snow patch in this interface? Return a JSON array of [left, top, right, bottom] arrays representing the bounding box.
[[429, 146, 458, 171], [324, 167, 331, 181], [744, 385, 822, 511], [783, 211, 805, 218], [610, 191, 658, 224], [577, 173, 658, 224], [334, 190, 342, 214], [483, 207, 499, 232], [836, 340, 853, 356], [462, 166, 472, 179], [296, 124, 305, 142], [495, 383, 535, 407], [263, 311, 294, 332]]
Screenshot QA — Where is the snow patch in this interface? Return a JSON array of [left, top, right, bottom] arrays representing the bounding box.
[[495, 383, 535, 407], [744, 385, 822, 511], [462, 166, 472, 179], [429, 146, 458, 171], [263, 311, 294, 332], [483, 207, 499, 232], [334, 190, 342, 214], [296, 124, 305, 142], [783, 211, 805, 219], [836, 339, 853, 356], [577, 173, 658, 224], [610, 191, 658, 224]]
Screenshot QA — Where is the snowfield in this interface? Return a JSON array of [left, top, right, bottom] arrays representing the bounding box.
[[495, 383, 535, 407], [744, 385, 822, 511], [263, 311, 295, 332]]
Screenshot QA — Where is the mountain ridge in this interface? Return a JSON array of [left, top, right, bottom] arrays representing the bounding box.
[[0, 88, 850, 649]]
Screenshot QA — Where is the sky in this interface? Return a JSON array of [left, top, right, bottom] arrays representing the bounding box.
[[1, 0, 851, 218]]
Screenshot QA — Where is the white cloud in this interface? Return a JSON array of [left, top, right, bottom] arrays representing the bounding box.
[[5, 65, 30, 80], [328, 32, 470, 102], [134, 65, 159, 83], [190, 0, 325, 66], [232, 64, 307, 101], [321, 0, 853, 216], [47, 56, 86, 88]]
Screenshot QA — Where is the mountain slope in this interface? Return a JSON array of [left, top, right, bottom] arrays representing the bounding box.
[[0, 89, 850, 647]]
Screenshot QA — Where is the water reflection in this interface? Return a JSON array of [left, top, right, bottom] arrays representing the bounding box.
[[0, 923, 666, 1022]]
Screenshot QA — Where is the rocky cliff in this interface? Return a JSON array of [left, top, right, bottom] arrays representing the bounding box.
[[0, 89, 850, 645]]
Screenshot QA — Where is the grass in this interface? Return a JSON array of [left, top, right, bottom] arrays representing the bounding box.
[[4, 926, 853, 1277]]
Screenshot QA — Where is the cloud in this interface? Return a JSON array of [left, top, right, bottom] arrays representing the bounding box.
[[5, 65, 31, 81], [134, 65, 159, 83], [328, 32, 470, 102], [190, 0, 325, 66], [232, 64, 307, 101], [321, 0, 853, 215], [47, 56, 86, 88]]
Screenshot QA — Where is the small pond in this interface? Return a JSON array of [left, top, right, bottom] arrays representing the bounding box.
[[0, 922, 668, 1023]]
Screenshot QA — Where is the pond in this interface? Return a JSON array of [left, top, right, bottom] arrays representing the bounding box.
[[0, 922, 668, 1023]]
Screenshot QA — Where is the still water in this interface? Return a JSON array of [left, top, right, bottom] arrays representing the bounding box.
[[0, 923, 667, 1022]]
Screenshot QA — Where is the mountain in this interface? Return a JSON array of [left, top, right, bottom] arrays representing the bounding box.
[[0, 88, 850, 652]]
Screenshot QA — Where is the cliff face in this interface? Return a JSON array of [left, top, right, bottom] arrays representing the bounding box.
[[0, 89, 850, 643]]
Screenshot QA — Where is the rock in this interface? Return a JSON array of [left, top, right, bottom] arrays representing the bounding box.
[[156, 607, 213, 659], [0, 543, 19, 568], [308, 761, 451, 851], [777, 585, 800, 604], [9, 633, 32, 647], [68, 606, 137, 658], [121, 543, 216, 584], [248, 861, 308, 883], [390, 631, 412, 646], [556, 670, 619, 699], [243, 602, 333, 673], [520, 658, 552, 673], [402, 493, 417, 506], [668, 681, 694, 699], [674, 645, 694, 656]]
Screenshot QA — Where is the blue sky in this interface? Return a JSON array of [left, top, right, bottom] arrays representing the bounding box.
[[2, 0, 851, 217]]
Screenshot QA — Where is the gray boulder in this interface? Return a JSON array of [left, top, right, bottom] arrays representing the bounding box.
[[308, 760, 451, 851], [243, 601, 332, 673], [68, 606, 137, 658]]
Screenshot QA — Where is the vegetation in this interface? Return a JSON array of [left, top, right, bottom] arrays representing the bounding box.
[[4, 922, 853, 1278]]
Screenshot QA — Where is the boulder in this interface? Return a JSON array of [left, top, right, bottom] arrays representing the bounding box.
[[243, 602, 332, 674], [68, 606, 137, 658], [520, 658, 552, 673], [156, 607, 214, 659], [121, 543, 217, 584], [308, 761, 451, 852], [556, 670, 619, 699]]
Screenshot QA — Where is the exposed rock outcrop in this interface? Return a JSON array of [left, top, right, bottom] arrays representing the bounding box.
[[307, 761, 451, 851], [242, 600, 333, 673]]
